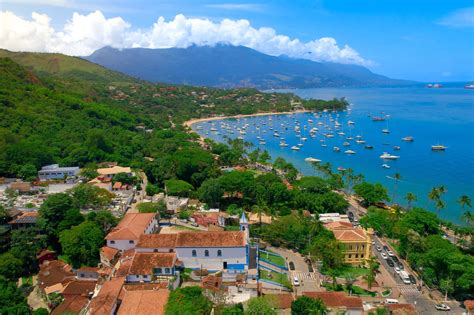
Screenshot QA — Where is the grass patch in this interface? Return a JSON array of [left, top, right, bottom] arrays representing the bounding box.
[[260, 251, 286, 267], [322, 282, 377, 297], [323, 266, 370, 278], [259, 269, 291, 289]]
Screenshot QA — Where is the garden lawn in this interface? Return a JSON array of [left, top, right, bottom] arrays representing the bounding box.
[[325, 266, 370, 278], [261, 251, 286, 268], [259, 269, 291, 289], [322, 283, 376, 297]]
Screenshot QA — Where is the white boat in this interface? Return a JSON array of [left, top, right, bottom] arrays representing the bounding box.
[[356, 139, 366, 144], [431, 145, 447, 151], [321, 144, 327, 147], [402, 136, 414, 142], [196, 126, 203, 130], [343, 142, 350, 146], [382, 164, 391, 169], [237, 136, 244, 140], [344, 150, 356, 154], [291, 146, 300, 151], [301, 137, 308, 141], [346, 136, 354, 140], [333, 147, 340, 152], [305, 157, 321, 163], [259, 140, 266, 145], [210, 127, 218, 131], [348, 120, 355, 125], [382, 129, 390, 134], [297, 143, 304, 147], [338, 132, 345, 136], [380, 152, 400, 159]]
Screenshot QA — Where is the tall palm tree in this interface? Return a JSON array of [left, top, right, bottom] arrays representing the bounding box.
[[392, 173, 401, 204], [458, 195, 472, 210], [461, 211, 473, 225], [405, 192, 417, 210], [345, 273, 356, 296], [436, 199, 446, 216], [364, 256, 380, 290], [428, 187, 440, 205]]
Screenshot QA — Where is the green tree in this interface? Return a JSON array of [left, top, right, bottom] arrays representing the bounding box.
[[87, 210, 118, 233], [354, 182, 389, 207], [258, 150, 271, 164], [165, 179, 194, 197], [38, 193, 76, 246], [0, 276, 30, 314], [69, 184, 114, 210], [79, 166, 98, 181], [245, 296, 277, 315], [291, 296, 326, 315], [112, 172, 137, 185], [345, 273, 356, 296], [405, 192, 417, 210], [198, 178, 224, 208], [18, 163, 37, 181], [0, 253, 23, 281], [364, 256, 380, 290], [165, 286, 212, 315], [392, 173, 401, 204], [59, 221, 104, 268], [440, 278, 454, 302], [145, 183, 160, 196]]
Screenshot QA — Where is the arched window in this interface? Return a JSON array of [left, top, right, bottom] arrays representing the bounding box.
[[217, 250, 222, 257], [205, 250, 209, 257], [192, 250, 197, 257]]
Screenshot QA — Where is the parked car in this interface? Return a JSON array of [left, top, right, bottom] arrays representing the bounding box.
[[348, 211, 354, 218], [435, 304, 451, 311], [381, 252, 388, 259], [191, 222, 198, 227], [409, 275, 417, 284], [387, 258, 395, 267], [394, 266, 401, 273], [397, 262, 404, 270], [372, 240, 376, 245], [376, 245, 382, 252], [293, 277, 300, 286], [384, 298, 399, 304], [391, 256, 399, 263], [387, 250, 395, 257], [383, 245, 389, 252], [289, 262, 295, 271]]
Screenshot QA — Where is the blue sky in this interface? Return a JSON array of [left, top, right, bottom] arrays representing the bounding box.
[[1, 0, 473, 81]]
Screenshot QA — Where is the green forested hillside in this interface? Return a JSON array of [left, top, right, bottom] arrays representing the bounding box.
[[0, 52, 347, 178], [0, 49, 135, 84], [0, 57, 151, 176]]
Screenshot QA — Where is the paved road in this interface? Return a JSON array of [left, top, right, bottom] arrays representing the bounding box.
[[266, 246, 320, 295]]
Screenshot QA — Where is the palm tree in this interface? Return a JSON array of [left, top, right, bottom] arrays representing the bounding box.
[[364, 256, 380, 290], [461, 210, 473, 225], [345, 273, 356, 296], [428, 187, 440, 206], [392, 173, 401, 204], [405, 192, 417, 210], [436, 199, 446, 216], [458, 195, 472, 211]]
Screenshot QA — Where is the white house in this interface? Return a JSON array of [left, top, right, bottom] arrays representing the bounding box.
[[105, 213, 159, 251], [135, 213, 250, 273], [38, 164, 80, 181]]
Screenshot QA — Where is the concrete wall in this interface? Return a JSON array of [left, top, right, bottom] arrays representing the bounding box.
[[107, 239, 137, 251], [176, 247, 247, 271]]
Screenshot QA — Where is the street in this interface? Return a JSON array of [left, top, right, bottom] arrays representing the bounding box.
[[347, 200, 466, 315]]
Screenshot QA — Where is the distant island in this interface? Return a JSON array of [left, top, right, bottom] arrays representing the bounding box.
[[84, 44, 414, 89]]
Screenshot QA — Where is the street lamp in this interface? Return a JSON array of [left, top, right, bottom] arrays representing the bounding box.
[[418, 266, 423, 292]]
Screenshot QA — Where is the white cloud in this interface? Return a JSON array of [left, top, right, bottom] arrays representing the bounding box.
[[438, 7, 474, 28], [0, 10, 370, 65], [205, 3, 264, 12]]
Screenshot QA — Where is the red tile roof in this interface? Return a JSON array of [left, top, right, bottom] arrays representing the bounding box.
[[324, 221, 353, 230], [117, 289, 169, 315], [303, 292, 363, 309], [100, 246, 120, 262], [464, 300, 474, 311], [386, 303, 418, 315], [332, 228, 368, 242], [37, 260, 74, 291], [137, 234, 178, 248], [62, 280, 96, 297], [137, 231, 246, 248], [106, 213, 156, 240], [88, 277, 124, 315], [51, 295, 89, 315], [266, 293, 294, 309], [129, 253, 176, 275]]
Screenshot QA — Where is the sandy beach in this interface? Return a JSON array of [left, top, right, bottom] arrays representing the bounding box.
[[183, 109, 311, 128]]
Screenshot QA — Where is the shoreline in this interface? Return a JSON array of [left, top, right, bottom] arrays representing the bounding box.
[[183, 109, 311, 128]]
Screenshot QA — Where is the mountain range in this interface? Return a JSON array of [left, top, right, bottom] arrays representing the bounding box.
[[85, 45, 412, 89]]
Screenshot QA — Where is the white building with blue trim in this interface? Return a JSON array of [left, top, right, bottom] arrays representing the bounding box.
[[132, 213, 251, 275]]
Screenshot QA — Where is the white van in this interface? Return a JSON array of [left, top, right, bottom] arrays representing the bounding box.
[[399, 271, 411, 285], [384, 298, 399, 304]]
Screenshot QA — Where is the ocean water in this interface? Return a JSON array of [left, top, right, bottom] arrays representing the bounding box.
[[192, 87, 474, 223]]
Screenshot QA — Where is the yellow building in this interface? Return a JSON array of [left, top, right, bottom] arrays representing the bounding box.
[[324, 222, 373, 266]]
